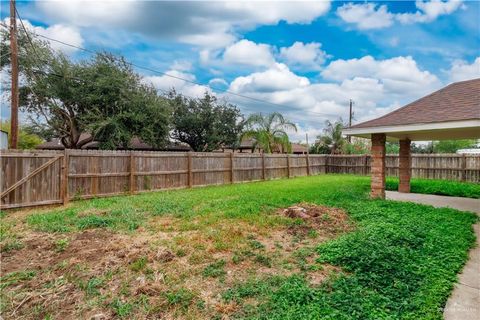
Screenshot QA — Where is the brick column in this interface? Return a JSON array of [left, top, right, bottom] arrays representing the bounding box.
[[398, 139, 411, 193], [370, 133, 386, 199]]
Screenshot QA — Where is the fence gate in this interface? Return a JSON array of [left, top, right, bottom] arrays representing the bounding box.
[[1, 151, 64, 210]]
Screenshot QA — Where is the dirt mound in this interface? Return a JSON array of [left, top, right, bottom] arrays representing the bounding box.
[[281, 203, 353, 235]]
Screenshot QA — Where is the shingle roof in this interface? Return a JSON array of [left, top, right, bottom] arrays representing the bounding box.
[[350, 78, 480, 129]]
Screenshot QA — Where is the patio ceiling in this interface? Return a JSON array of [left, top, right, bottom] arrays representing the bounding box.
[[344, 78, 480, 141]]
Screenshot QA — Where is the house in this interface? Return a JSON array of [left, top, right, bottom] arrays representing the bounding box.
[[36, 134, 192, 152], [344, 78, 480, 199]]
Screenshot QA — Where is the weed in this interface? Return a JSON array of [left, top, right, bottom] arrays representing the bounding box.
[[1, 270, 36, 289], [254, 254, 272, 267], [54, 238, 69, 252], [129, 256, 148, 272], [165, 288, 195, 309], [203, 259, 226, 278], [110, 298, 133, 318], [0, 239, 24, 253]]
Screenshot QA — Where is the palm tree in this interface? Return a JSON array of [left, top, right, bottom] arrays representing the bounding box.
[[314, 119, 345, 154], [242, 112, 297, 153]]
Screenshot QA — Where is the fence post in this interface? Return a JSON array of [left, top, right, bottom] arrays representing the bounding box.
[[306, 153, 310, 176], [62, 149, 69, 205], [461, 154, 467, 182], [230, 152, 235, 183], [129, 152, 135, 194], [287, 154, 291, 178], [364, 154, 368, 176], [262, 153, 266, 180], [188, 152, 193, 188], [325, 155, 329, 174]]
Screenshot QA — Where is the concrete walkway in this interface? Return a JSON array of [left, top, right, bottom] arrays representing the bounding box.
[[386, 191, 479, 320]]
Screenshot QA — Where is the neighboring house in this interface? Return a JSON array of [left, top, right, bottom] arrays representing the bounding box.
[[0, 130, 8, 149], [457, 149, 480, 154], [221, 138, 308, 154], [36, 134, 192, 152]]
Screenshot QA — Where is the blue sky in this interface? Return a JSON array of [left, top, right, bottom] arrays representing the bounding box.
[[1, 0, 479, 141]]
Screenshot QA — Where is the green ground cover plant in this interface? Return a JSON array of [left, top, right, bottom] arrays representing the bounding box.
[[1, 175, 477, 319], [386, 177, 480, 198]]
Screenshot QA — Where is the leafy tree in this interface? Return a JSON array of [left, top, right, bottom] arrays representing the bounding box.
[[344, 138, 370, 154], [311, 119, 345, 154], [433, 139, 476, 153], [3, 26, 170, 149], [242, 112, 297, 153], [0, 120, 43, 149], [169, 91, 244, 152], [78, 53, 170, 149], [386, 142, 400, 154]]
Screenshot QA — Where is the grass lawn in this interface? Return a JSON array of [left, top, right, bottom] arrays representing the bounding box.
[[386, 177, 480, 198], [1, 175, 477, 319]]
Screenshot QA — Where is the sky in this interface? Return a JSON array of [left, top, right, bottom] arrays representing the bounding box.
[[1, 0, 479, 142]]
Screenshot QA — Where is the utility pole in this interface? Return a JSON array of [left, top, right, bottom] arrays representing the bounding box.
[[348, 99, 354, 143], [9, 0, 19, 149]]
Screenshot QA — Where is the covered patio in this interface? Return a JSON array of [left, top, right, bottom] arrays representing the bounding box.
[[344, 78, 480, 199]]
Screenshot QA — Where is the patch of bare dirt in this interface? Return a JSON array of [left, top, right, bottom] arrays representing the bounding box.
[[1, 203, 353, 320], [281, 203, 353, 235]]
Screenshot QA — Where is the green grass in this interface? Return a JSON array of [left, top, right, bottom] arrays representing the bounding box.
[[9, 175, 478, 319], [386, 177, 480, 198]]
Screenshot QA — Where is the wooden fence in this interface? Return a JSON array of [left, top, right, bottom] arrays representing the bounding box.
[[1, 150, 478, 209]]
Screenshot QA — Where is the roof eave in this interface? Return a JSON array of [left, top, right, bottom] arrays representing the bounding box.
[[343, 119, 480, 141]]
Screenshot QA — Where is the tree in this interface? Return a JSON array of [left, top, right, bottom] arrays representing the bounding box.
[[344, 137, 370, 154], [78, 53, 170, 149], [242, 112, 297, 153], [311, 119, 345, 154], [433, 140, 476, 153], [0, 120, 43, 149], [169, 91, 244, 152]]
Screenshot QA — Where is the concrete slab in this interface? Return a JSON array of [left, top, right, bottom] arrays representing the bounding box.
[[386, 191, 479, 214], [386, 191, 479, 320]]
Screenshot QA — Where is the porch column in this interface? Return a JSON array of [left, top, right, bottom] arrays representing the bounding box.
[[398, 139, 411, 193], [370, 133, 386, 199]]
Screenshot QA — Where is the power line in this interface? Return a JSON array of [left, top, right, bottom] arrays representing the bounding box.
[[31, 34, 339, 119], [11, 9, 343, 125]]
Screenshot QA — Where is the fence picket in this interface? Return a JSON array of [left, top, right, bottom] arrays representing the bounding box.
[[1, 150, 478, 209]]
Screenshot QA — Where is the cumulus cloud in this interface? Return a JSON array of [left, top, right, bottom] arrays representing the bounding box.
[[321, 55, 440, 96], [229, 63, 310, 93], [2, 18, 83, 54], [447, 57, 480, 82], [35, 0, 331, 48], [278, 42, 328, 70], [397, 0, 465, 24], [337, 0, 464, 30], [143, 70, 210, 98], [224, 55, 443, 132], [223, 40, 275, 67], [336, 3, 394, 30]]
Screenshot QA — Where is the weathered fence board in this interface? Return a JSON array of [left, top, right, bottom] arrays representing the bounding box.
[[1, 150, 478, 209]]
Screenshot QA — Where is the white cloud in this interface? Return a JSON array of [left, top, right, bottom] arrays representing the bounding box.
[[223, 40, 275, 67], [143, 70, 210, 98], [278, 42, 328, 70], [397, 0, 464, 24], [321, 55, 440, 96], [35, 1, 331, 48], [225, 56, 443, 133], [337, 1, 464, 30], [447, 57, 480, 82], [229, 63, 310, 93], [336, 3, 394, 30], [2, 18, 83, 54]]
